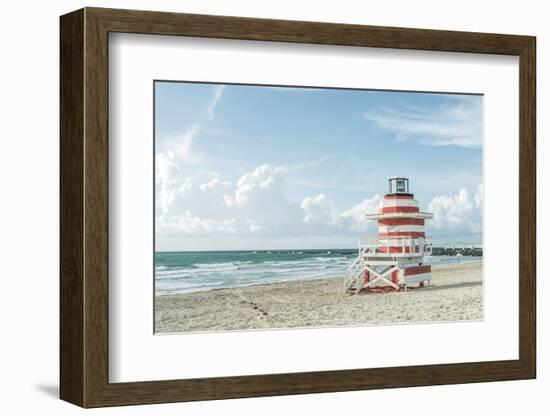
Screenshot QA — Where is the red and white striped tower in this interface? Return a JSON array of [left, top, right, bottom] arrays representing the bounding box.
[[344, 177, 433, 294]]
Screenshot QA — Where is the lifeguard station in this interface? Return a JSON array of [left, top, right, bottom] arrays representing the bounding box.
[[344, 177, 433, 294]]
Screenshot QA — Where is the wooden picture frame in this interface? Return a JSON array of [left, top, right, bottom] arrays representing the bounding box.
[[60, 7, 536, 408]]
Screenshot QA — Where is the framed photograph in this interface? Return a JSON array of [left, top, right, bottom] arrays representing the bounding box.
[[60, 7, 536, 408]]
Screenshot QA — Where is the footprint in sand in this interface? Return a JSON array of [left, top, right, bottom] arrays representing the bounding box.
[[248, 301, 269, 317]]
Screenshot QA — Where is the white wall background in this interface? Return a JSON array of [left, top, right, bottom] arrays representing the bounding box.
[[0, 0, 545, 414]]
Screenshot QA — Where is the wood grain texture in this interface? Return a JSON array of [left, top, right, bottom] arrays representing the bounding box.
[[83, 10, 110, 406], [59, 8, 84, 406], [518, 38, 536, 375], [59, 7, 537, 408]]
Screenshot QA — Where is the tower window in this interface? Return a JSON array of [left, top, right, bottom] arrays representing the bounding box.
[[397, 179, 406, 192], [389, 177, 409, 194]]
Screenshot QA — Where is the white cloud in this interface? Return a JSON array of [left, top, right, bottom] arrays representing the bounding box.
[[301, 193, 337, 225], [339, 194, 383, 231], [427, 185, 482, 238], [225, 164, 287, 208], [155, 150, 181, 214], [157, 85, 225, 161], [207, 85, 225, 120], [156, 153, 482, 246], [199, 177, 230, 191], [155, 153, 233, 236], [223, 164, 304, 233], [157, 212, 238, 235], [156, 163, 300, 237], [364, 97, 482, 148], [172, 123, 201, 159], [156, 162, 362, 239]]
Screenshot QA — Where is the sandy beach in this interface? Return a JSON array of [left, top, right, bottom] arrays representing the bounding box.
[[155, 261, 482, 333]]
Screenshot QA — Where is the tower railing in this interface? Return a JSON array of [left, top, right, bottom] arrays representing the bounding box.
[[358, 235, 432, 257]]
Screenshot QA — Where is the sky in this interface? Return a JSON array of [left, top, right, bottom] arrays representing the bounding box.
[[155, 82, 483, 251]]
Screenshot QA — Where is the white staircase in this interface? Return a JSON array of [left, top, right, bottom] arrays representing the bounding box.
[[343, 251, 364, 294]]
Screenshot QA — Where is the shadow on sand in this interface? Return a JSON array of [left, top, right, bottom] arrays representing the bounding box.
[[425, 281, 482, 292]]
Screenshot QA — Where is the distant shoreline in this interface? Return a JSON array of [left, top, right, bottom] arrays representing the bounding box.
[[155, 262, 483, 334]]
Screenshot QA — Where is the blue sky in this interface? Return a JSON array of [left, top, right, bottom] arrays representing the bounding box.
[[155, 82, 483, 251]]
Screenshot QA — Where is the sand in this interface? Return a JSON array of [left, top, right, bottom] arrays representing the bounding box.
[[155, 261, 482, 333]]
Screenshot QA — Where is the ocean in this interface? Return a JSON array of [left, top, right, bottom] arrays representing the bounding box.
[[155, 250, 483, 295]]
